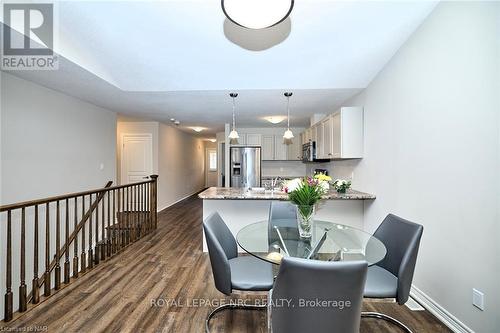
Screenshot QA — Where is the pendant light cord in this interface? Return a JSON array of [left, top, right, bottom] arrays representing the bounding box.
[[232, 96, 236, 130], [286, 95, 290, 130]]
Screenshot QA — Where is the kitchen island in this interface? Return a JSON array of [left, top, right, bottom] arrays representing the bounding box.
[[199, 187, 376, 252]]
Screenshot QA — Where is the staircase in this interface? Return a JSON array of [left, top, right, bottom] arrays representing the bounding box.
[[0, 175, 158, 322]]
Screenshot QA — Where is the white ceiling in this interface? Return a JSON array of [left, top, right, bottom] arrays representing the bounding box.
[[2, 0, 438, 136]]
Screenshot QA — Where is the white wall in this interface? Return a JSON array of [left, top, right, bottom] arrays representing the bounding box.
[[116, 121, 206, 210], [1, 73, 117, 201], [331, 3, 499, 332], [158, 123, 205, 210], [0, 72, 117, 318]]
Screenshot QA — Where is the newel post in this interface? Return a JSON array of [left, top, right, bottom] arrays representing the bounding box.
[[149, 175, 158, 230]]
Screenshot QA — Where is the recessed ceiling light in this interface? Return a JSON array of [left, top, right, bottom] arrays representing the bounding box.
[[264, 116, 286, 124], [191, 127, 204, 132]]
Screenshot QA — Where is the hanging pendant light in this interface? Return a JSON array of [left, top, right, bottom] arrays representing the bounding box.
[[228, 92, 240, 140], [222, 0, 294, 30], [283, 92, 294, 140]]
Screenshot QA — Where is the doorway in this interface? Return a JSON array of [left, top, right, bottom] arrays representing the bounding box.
[[205, 148, 218, 187], [120, 133, 153, 185]]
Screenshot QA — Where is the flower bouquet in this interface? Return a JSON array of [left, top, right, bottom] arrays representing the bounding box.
[[284, 174, 331, 238]]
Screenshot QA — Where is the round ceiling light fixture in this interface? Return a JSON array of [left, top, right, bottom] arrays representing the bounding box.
[[222, 0, 294, 30], [264, 116, 286, 124]]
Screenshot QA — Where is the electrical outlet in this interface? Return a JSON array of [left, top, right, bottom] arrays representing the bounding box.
[[472, 289, 484, 311]]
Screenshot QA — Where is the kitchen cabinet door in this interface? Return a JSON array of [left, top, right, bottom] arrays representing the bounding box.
[[332, 112, 341, 158], [311, 125, 318, 144], [321, 116, 333, 158], [274, 135, 288, 160], [316, 123, 324, 158], [246, 133, 262, 146], [287, 138, 302, 161], [262, 135, 275, 160]]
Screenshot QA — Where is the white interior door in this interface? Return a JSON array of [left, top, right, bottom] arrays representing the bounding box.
[[121, 134, 153, 184]]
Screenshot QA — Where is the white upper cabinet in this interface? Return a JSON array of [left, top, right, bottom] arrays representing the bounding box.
[[228, 128, 305, 161], [321, 116, 333, 158], [246, 133, 262, 146], [262, 135, 275, 160], [331, 112, 341, 158], [274, 136, 288, 160], [301, 107, 363, 159], [335, 107, 364, 158], [316, 122, 324, 158]]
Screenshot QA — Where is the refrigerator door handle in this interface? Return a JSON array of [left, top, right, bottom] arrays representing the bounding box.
[[242, 152, 247, 187]]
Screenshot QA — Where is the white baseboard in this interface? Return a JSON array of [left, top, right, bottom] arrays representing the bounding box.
[[156, 189, 203, 212], [410, 285, 474, 333]]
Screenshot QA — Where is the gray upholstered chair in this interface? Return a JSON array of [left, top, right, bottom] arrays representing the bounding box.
[[203, 212, 274, 332], [363, 213, 424, 333], [271, 257, 368, 333], [268, 201, 297, 245]]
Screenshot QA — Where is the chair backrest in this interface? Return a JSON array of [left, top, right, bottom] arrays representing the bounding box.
[[268, 201, 297, 244], [373, 213, 423, 304], [269, 201, 297, 221], [272, 257, 367, 333], [203, 212, 238, 295]]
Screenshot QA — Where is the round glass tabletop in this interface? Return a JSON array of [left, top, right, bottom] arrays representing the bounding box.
[[236, 220, 386, 266]]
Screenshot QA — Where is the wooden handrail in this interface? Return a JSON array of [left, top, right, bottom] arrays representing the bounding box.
[[0, 179, 154, 213], [28, 181, 112, 300], [2, 175, 159, 322]]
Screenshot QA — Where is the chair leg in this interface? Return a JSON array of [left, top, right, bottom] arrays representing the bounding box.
[[362, 312, 413, 333], [206, 303, 267, 333]]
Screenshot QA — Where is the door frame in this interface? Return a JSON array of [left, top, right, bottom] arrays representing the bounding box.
[[205, 147, 217, 187], [120, 133, 153, 185]]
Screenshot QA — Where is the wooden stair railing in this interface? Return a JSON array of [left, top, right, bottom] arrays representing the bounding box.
[[1, 175, 158, 322], [26, 181, 113, 304]]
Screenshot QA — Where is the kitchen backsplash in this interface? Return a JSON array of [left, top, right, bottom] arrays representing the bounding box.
[[305, 159, 361, 183], [262, 160, 307, 178]]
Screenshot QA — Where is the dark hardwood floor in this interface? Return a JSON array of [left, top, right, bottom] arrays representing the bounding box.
[[2, 194, 451, 332]]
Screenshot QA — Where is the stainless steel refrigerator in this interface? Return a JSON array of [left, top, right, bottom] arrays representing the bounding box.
[[230, 146, 261, 188]]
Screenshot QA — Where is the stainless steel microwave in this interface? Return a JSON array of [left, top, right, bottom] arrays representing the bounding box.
[[302, 142, 329, 162], [302, 142, 316, 162]]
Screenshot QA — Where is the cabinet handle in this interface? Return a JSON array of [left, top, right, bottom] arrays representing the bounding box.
[[328, 153, 332, 156]]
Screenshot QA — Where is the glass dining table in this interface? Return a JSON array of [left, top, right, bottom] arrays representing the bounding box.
[[236, 219, 387, 266]]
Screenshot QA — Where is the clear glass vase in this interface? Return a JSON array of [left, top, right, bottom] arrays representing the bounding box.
[[296, 205, 315, 239]]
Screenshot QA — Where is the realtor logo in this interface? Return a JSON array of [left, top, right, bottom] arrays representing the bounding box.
[[1, 3, 58, 70]]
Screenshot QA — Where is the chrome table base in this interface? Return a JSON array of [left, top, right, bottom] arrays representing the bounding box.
[[362, 312, 413, 333], [206, 303, 268, 333]]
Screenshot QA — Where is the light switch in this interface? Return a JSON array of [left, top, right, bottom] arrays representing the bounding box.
[[99, 163, 104, 170], [472, 288, 484, 311]]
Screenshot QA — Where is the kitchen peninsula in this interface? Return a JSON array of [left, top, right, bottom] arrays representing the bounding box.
[[199, 187, 376, 252]]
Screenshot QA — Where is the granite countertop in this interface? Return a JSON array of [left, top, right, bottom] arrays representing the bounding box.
[[198, 187, 376, 201]]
